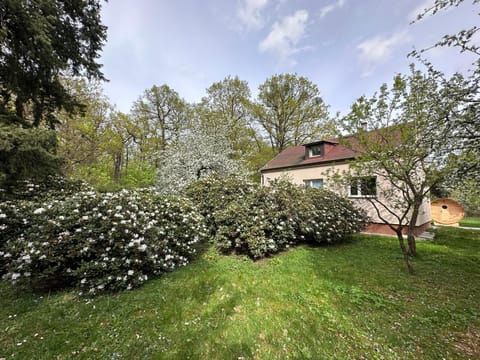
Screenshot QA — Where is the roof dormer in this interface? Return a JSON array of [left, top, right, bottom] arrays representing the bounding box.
[[304, 140, 337, 159]]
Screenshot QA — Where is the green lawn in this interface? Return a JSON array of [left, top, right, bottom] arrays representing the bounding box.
[[1, 227, 479, 359], [460, 217, 480, 228]]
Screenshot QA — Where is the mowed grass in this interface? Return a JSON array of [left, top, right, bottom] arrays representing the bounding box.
[[460, 217, 480, 228], [1, 227, 479, 359]]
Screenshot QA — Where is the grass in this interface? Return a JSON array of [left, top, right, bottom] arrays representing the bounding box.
[[460, 217, 480, 228], [1, 227, 479, 359]]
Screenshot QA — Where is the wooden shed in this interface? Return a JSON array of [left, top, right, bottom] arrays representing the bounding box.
[[431, 198, 465, 226]]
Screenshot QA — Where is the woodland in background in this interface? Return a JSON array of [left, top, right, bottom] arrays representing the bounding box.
[[53, 74, 335, 191]]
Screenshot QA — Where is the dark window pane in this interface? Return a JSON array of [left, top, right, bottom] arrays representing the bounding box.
[[350, 179, 358, 195], [361, 177, 376, 196], [310, 145, 323, 156]]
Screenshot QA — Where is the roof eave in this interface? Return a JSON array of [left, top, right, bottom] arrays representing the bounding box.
[[260, 157, 355, 173]]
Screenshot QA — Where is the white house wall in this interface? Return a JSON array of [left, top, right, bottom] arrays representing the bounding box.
[[261, 162, 431, 226]]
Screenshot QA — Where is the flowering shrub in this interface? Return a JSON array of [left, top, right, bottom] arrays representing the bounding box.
[[185, 175, 257, 234], [299, 187, 368, 243], [0, 175, 93, 202], [1, 189, 208, 294], [190, 177, 368, 258], [214, 182, 300, 258]]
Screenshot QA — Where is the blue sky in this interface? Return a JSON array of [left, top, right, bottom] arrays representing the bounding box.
[[99, 0, 479, 116]]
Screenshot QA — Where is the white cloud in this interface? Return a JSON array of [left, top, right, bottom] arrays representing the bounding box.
[[319, 0, 345, 19], [357, 30, 411, 77], [408, 0, 436, 22], [237, 0, 269, 30], [259, 9, 310, 66]]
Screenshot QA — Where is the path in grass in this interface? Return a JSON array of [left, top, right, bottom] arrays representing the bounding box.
[[1, 227, 479, 359]]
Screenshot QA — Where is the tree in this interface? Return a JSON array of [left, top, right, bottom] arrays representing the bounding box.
[[254, 74, 333, 154], [57, 79, 154, 189], [0, 0, 107, 128], [411, 0, 479, 56], [0, 125, 62, 187], [57, 78, 112, 176], [451, 178, 480, 216], [198, 76, 255, 156], [339, 66, 466, 273], [410, 0, 480, 180], [156, 125, 247, 194], [131, 85, 187, 166]]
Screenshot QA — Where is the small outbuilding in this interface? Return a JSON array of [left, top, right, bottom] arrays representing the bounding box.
[[431, 198, 465, 226]]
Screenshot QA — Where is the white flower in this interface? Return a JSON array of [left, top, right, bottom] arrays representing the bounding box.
[[127, 270, 134, 276], [33, 208, 46, 215], [0, 213, 6, 219], [81, 215, 89, 221], [81, 278, 87, 284], [11, 273, 21, 280]]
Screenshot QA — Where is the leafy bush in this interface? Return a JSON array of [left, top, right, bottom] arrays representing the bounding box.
[[214, 182, 300, 258], [0, 175, 92, 201], [300, 187, 368, 243], [0, 176, 94, 275], [189, 177, 367, 259], [1, 189, 208, 294], [184, 175, 257, 233]]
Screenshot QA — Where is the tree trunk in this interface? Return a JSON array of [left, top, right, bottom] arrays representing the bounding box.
[[407, 203, 421, 256], [396, 228, 414, 274], [113, 151, 122, 183]]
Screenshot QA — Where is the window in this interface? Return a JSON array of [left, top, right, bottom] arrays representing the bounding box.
[[309, 144, 323, 157], [349, 177, 376, 197], [304, 179, 323, 189]]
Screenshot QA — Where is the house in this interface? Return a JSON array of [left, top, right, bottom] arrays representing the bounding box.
[[260, 136, 432, 236]]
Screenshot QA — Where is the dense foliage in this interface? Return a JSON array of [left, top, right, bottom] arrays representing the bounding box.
[[0, 125, 62, 187], [187, 176, 368, 258], [0, 187, 208, 294], [185, 175, 257, 233], [0, 0, 107, 127]]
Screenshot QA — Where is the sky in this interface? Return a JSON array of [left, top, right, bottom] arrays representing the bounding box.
[[99, 0, 479, 116]]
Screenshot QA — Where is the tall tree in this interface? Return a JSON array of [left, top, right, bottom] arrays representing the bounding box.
[[254, 74, 333, 154], [198, 76, 256, 156], [0, 0, 107, 128], [131, 85, 187, 166], [340, 66, 468, 273]]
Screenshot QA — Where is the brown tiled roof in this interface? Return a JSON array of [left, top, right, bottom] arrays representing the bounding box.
[[261, 137, 359, 171]]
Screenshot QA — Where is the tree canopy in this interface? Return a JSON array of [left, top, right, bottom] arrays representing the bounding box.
[[254, 74, 333, 154], [0, 0, 107, 128], [131, 85, 187, 164]]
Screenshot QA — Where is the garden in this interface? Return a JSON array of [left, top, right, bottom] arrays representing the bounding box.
[[1, 176, 479, 359], [0, 176, 366, 295]]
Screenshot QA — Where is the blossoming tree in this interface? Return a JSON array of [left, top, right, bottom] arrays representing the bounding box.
[[156, 125, 247, 193]]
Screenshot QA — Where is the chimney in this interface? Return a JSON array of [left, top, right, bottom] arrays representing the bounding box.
[[359, 121, 367, 130]]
